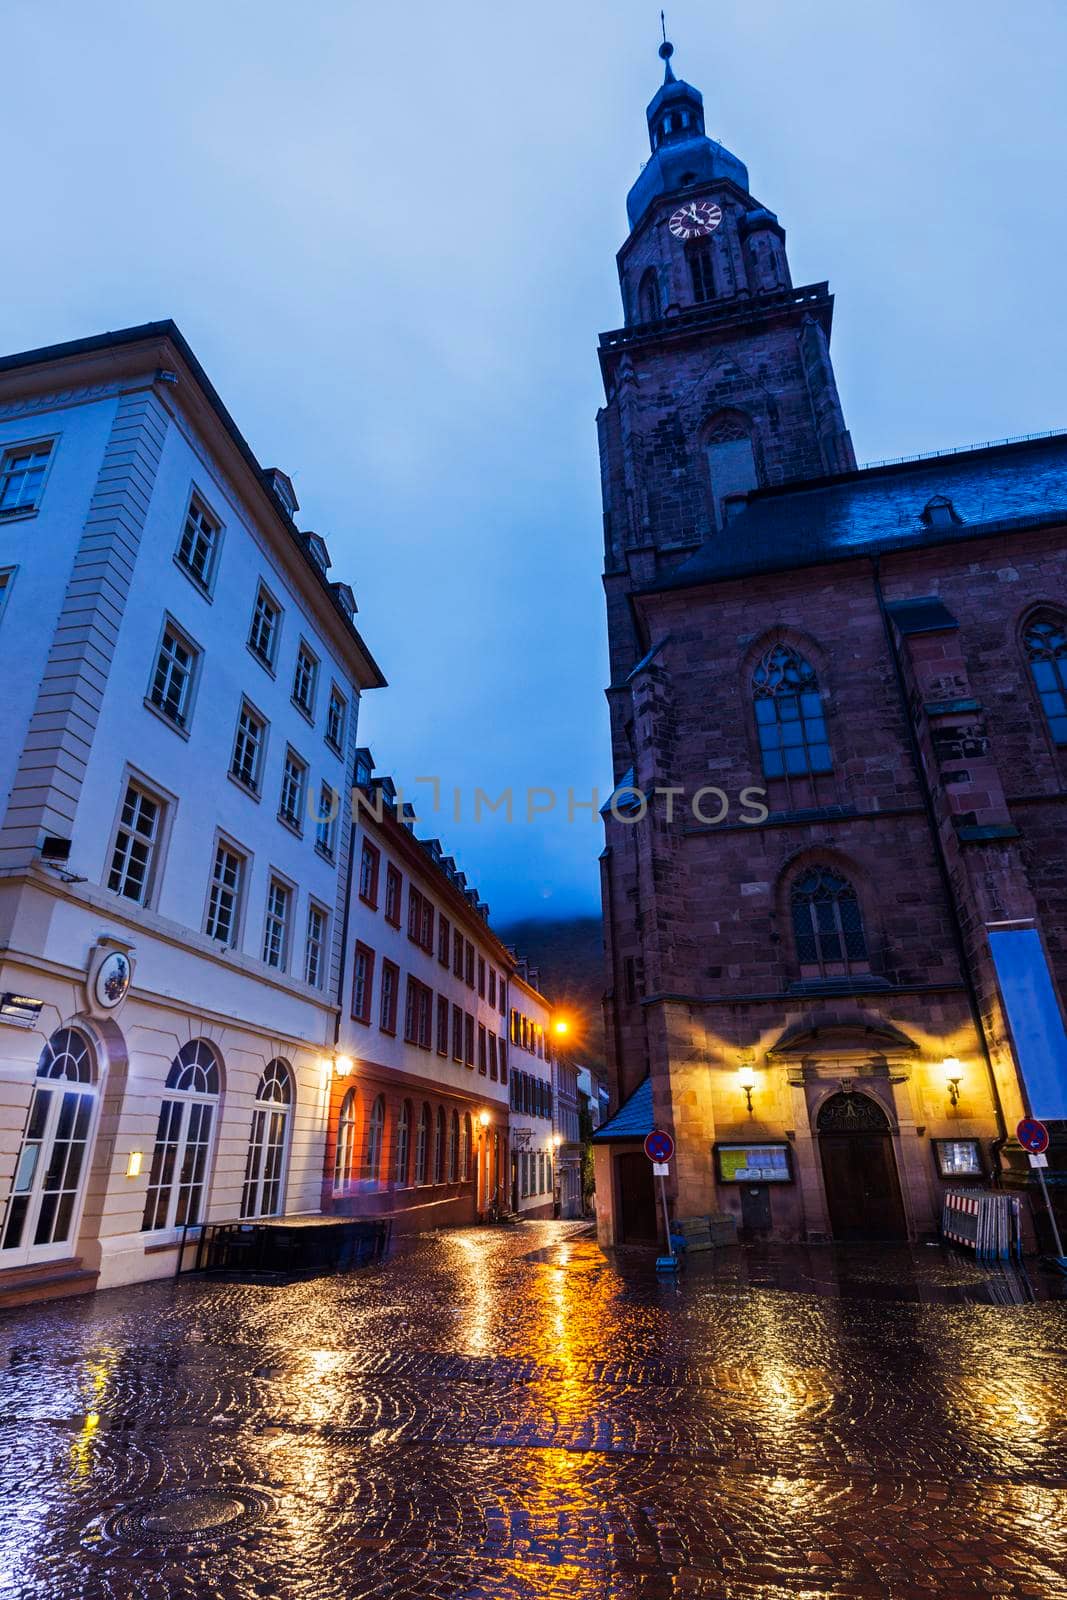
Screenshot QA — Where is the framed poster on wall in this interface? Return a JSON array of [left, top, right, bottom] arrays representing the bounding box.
[[932, 1138, 984, 1179], [714, 1143, 793, 1184]]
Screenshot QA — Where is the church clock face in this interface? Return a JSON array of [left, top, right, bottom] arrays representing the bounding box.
[[668, 200, 723, 240]]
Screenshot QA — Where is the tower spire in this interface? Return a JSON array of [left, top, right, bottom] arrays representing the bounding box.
[[659, 13, 676, 82]]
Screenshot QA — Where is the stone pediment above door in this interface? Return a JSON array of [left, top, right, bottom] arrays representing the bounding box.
[[766, 1012, 919, 1085]]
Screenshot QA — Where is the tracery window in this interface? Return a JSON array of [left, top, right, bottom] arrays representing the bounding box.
[[753, 645, 832, 777], [791, 867, 868, 977], [1024, 612, 1067, 745]]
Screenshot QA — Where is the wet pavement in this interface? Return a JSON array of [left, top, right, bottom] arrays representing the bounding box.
[[1, 1224, 1065, 1599]]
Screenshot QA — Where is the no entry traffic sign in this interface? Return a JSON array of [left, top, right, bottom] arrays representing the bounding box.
[[644, 1128, 675, 1164], [1017, 1117, 1050, 1155]]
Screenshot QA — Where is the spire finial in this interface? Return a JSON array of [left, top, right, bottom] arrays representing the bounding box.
[[658, 12, 676, 81]]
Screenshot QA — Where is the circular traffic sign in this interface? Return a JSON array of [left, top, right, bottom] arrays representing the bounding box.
[[644, 1128, 675, 1163], [1017, 1117, 1049, 1155]]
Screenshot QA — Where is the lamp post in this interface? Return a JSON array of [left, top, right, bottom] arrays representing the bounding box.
[[551, 1132, 562, 1219]]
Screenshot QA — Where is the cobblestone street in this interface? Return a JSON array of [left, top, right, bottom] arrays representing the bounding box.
[[1, 1223, 1065, 1599]]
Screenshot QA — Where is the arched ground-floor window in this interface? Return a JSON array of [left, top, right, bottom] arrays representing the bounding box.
[[1, 1028, 99, 1265]]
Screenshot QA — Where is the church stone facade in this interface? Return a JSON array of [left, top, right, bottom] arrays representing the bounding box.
[[594, 42, 1067, 1248]]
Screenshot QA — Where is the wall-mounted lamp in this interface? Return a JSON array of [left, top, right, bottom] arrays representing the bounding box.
[[478, 1109, 491, 1129], [551, 1133, 562, 1151], [553, 1018, 570, 1038], [334, 1054, 355, 1078], [944, 1058, 963, 1107], [125, 1151, 143, 1179], [738, 1064, 756, 1114]]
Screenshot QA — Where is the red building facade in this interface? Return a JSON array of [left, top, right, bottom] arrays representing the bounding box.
[[594, 41, 1067, 1247]]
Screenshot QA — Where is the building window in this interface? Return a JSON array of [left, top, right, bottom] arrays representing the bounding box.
[[379, 959, 399, 1033], [464, 1012, 475, 1069], [240, 1060, 292, 1219], [395, 1101, 412, 1184], [461, 1114, 472, 1181], [315, 783, 338, 859], [279, 748, 307, 830], [231, 702, 267, 793], [205, 840, 245, 945], [325, 686, 347, 753], [452, 933, 464, 980], [149, 620, 198, 730], [753, 644, 832, 778], [142, 1041, 220, 1231], [292, 641, 319, 717], [107, 779, 162, 905], [0, 441, 52, 516], [488, 1033, 498, 1081], [404, 978, 432, 1048], [248, 585, 281, 669], [262, 877, 291, 970], [499, 976, 507, 1018], [448, 1111, 459, 1183], [1, 1028, 96, 1258], [415, 1103, 430, 1184], [352, 942, 375, 1023], [384, 864, 402, 925], [464, 942, 475, 988], [791, 866, 869, 977], [478, 1023, 488, 1076], [477, 956, 486, 998], [358, 839, 380, 906], [177, 495, 221, 589], [438, 914, 451, 967], [638, 267, 661, 323], [366, 1095, 385, 1182], [1024, 612, 1067, 745], [499, 1036, 507, 1084], [433, 1107, 446, 1183], [687, 243, 715, 302], [488, 968, 496, 1007], [305, 903, 328, 988], [333, 1088, 358, 1193], [452, 1003, 464, 1062], [436, 994, 450, 1055]]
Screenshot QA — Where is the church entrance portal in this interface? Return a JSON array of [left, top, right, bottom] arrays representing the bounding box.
[[816, 1090, 907, 1241]]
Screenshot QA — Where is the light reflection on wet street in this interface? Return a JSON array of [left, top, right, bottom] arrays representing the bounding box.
[[0, 1223, 1065, 1598]]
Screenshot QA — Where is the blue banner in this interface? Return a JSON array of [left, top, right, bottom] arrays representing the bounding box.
[[988, 928, 1067, 1120]]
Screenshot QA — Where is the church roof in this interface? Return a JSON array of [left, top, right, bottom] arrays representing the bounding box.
[[642, 431, 1067, 594]]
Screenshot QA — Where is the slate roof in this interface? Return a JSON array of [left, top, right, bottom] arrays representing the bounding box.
[[642, 432, 1067, 596], [591, 1076, 653, 1142]]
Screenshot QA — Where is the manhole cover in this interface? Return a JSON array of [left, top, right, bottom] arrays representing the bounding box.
[[91, 1487, 273, 1551]]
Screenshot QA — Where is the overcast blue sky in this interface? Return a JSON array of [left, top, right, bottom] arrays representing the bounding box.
[[4, 1, 1065, 920]]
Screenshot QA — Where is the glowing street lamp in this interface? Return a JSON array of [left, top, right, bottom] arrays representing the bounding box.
[[943, 1058, 963, 1107]]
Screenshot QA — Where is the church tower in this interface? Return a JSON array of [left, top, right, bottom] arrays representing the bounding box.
[[598, 35, 855, 713]]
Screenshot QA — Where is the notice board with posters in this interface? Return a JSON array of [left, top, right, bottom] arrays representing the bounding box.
[[988, 926, 1067, 1120], [714, 1143, 793, 1183]]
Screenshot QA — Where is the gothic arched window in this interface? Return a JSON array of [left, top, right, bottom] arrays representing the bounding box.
[[1024, 611, 1067, 746], [791, 867, 868, 977], [461, 1114, 473, 1182], [638, 268, 661, 324], [753, 645, 832, 777], [241, 1058, 292, 1219], [143, 1040, 221, 1231]]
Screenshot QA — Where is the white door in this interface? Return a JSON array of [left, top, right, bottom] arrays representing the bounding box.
[[1, 1029, 99, 1267]]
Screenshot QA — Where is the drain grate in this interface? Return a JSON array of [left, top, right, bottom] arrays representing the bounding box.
[[90, 1487, 273, 1552]]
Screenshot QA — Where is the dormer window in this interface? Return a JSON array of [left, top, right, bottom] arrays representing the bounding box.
[[921, 495, 963, 528]]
